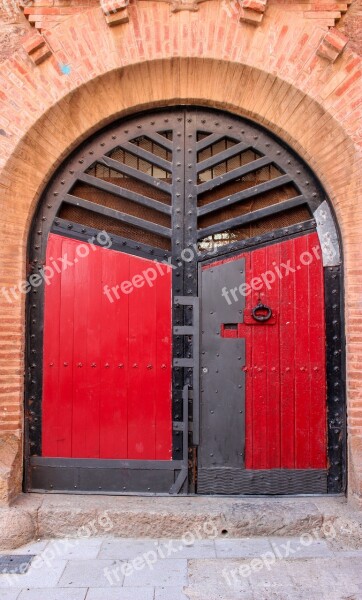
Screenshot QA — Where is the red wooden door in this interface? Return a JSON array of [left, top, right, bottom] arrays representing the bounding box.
[[42, 233, 172, 461], [242, 233, 327, 469], [199, 232, 327, 493]]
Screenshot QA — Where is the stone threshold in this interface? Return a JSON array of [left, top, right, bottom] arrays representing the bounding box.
[[0, 493, 361, 551]]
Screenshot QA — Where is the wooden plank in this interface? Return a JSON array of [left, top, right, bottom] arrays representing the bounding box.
[[113, 251, 130, 459], [294, 235, 311, 468], [84, 243, 102, 458], [71, 238, 90, 458], [42, 234, 62, 457], [128, 255, 156, 459], [265, 242, 281, 468], [57, 237, 75, 457], [249, 247, 268, 469], [99, 248, 128, 458], [280, 237, 296, 468], [155, 261, 172, 460]]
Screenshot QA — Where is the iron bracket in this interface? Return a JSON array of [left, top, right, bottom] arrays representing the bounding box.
[[173, 296, 200, 445], [169, 384, 190, 494]]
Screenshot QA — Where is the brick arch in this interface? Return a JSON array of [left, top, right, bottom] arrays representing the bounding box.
[[0, 1, 361, 504]]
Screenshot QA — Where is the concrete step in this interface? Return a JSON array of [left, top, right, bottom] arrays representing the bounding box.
[[0, 494, 361, 550]]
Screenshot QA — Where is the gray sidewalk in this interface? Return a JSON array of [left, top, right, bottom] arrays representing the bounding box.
[[0, 534, 362, 600]]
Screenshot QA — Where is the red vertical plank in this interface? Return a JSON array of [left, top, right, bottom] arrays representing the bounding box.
[[294, 235, 311, 468], [280, 238, 296, 468], [57, 238, 75, 457], [71, 238, 89, 458], [84, 244, 102, 458], [307, 233, 327, 467], [128, 255, 157, 459], [250, 247, 268, 469], [244, 252, 253, 469], [42, 234, 62, 457], [265, 242, 281, 469], [99, 248, 130, 459], [155, 261, 172, 460]]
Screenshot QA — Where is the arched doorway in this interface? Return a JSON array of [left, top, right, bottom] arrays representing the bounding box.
[[25, 107, 345, 495]]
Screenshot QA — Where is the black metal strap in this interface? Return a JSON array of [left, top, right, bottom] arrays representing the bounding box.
[[173, 296, 200, 446], [169, 384, 189, 495]]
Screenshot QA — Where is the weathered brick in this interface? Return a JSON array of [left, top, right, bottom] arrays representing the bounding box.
[[317, 27, 349, 62]]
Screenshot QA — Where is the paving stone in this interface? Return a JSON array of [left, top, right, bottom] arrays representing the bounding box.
[[5, 541, 48, 556], [155, 587, 189, 600], [0, 558, 67, 589], [18, 589, 87, 600], [99, 538, 162, 560], [42, 538, 103, 560], [215, 537, 271, 558], [123, 558, 187, 587], [0, 591, 21, 600], [157, 539, 216, 558], [86, 588, 154, 600], [100, 537, 216, 560], [284, 557, 362, 595], [187, 559, 253, 599], [268, 536, 333, 559], [58, 559, 125, 587]]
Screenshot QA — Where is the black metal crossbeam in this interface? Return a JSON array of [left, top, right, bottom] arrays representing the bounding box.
[[63, 194, 172, 239], [197, 156, 276, 194], [77, 172, 172, 215], [197, 195, 307, 239], [119, 140, 172, 172], [197, 174, 293, 217], [100, 155, 172, 194], [196, 141, 251, 173]]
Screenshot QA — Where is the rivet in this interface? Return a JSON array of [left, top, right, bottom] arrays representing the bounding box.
[[63, 362, 68, 367], [118, 363, 124, 368], [105, 363, 110, 368]]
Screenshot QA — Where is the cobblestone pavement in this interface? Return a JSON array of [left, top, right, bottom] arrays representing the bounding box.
[[0, 535, 361, 599]]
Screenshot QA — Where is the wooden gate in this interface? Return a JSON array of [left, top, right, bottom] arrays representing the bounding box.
[[26, 107, 345, 494], [42, 234, 172, 461], [198, 232, 327, 494]]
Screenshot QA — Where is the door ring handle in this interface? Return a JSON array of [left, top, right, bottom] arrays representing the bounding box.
[[252, 302, 272, 322]]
